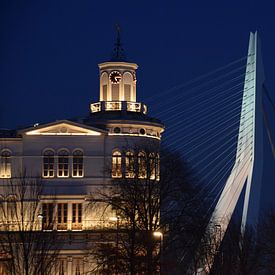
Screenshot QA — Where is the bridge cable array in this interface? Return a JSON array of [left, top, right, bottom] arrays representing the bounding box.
[[145, 55, 257, 264]]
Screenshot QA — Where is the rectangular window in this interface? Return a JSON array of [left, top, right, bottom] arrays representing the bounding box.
[[103, 85, 107, 101], [112, 152, 122, 178], [72, 151, 83, 178], [72, 203, 82, 230], [124, 84, 131, 101], [112, 84, 119, 100], [56, 259, 67, 275], [58, 152, 69, 178], [0, 152, 11, 178], [57, 203, 67, 230], [7, 200, 16, 223], [42, 203, 54, 230], [43, 153, 54, 178], [73, 258, 84, 275], [125, 153, 135, 178]]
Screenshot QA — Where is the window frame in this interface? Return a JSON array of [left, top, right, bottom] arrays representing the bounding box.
[[72, 203, 82, 230], [125, 150, 135, 178], [72, 150, 84, 178], [57, 203, 68, 230], [57, 149, 69, 178], [138, 151, 147, 179], [42, 149, 55, 178], [112, 150, 122, 178], [0, 150, 12, 179]]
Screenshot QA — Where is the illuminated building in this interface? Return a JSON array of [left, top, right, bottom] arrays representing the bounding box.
[[0, 30, 164, 274]]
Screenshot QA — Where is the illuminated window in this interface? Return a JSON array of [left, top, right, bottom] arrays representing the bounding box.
[[56, 259, 67, 275], [148, 153, 160, 180], [57, 203, 67, 230], [73, 258, 83, 275], [72, 150, 84, 178], [42, 203, 54, 230], [124, 84, 131, 101], [138, 151, 147, 179], [43, 150, 55, 178], [103, 85, 107, 100], [0, 150, 11, 178], [112, 150, 122, 178], [58, 150, 69, 178], [125, 151, 135, 178], [72, 203, 82, 230], [156, 153, 160, 180], [149, 153, 156, 180], [112, 84, 119, 100], [7, 196, 16, 223]]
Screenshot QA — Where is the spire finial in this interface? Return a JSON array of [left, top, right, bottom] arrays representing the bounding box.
[[111, 24, 126, 61]]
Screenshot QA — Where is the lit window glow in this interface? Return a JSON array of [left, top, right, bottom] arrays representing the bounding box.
[[72, 150, 84, 178], [43, 150, 55, 178], [112, 150, 122, 178], [58, 150, 69, 178], [0, 150, 11, 178]]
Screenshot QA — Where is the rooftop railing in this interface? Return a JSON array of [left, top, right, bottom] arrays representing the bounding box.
[[90, 101, 148, 115]]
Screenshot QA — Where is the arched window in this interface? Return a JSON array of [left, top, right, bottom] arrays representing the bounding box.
[[112, 150, 122, 178], [101, 72, 108, 101], [43, 150, 55, 178], [149, 153, 156, 180], [149, 153, 160, 180], [72, 150, 84, 178], [58, 150, 69, 178], [138, 151, 147, 179], [123, 72, 133, 101], [7, 196, 17, 223], [125, 151, 135, 178], [0, 150, 11, 178], [156, 153, 160, 181]]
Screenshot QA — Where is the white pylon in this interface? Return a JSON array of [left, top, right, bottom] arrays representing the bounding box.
[[196, 32, 265, 274]]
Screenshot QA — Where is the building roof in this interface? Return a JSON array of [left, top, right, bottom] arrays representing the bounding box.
[[81, 111, 164, 129]]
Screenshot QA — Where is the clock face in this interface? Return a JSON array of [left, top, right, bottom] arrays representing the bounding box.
[[109, 71, 122, 84]]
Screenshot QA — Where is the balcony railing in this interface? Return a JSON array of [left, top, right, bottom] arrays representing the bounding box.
[[90, 101, 147, 115]]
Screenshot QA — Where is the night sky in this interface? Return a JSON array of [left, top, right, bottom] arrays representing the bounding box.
[[1, 1, 275, 209]]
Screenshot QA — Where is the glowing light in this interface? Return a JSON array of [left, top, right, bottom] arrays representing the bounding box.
[[109, 216, 119, 222], [153, 231, 163, 238]]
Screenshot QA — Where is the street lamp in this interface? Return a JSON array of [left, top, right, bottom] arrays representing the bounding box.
[[37, 213, 43, 230], [153, 231, 163, 273]]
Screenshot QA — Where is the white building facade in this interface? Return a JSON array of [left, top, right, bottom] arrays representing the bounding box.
[[0, 38, 164, 274]]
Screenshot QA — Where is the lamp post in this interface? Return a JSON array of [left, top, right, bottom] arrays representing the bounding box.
[[37, 213, 43, 230], [153, 231, 163, 274], [109, 216, 120, 275]]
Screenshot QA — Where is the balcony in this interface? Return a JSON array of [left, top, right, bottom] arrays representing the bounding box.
[[90, 101, 147, 115]]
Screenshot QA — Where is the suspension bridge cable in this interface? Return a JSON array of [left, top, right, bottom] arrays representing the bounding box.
[[190, 125, 252, 172], [170, 104, 254, 151], [153, 74, 253, 128], [146, 56, 248, 103], [160, 83, 246, 126], [151, 70, 251, 114], [169, 124, 253, 195], [162, 92, 251, 139], [184, 135, 253, 206], [164, 109, 253, 153], [220, 155, 253, 221], [150, 66, 248, 112], [178, 146, 253, 264]]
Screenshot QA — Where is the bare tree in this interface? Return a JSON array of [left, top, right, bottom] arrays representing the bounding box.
[[88, 142, 208, 275], [0, 170, 60, 275]]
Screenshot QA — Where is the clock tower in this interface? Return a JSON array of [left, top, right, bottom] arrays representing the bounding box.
[[87, 27, 164, 140]]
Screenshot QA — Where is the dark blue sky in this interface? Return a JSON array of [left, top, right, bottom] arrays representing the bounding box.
[[1, 0, 275, 128], [0, 0, 274, 214]]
